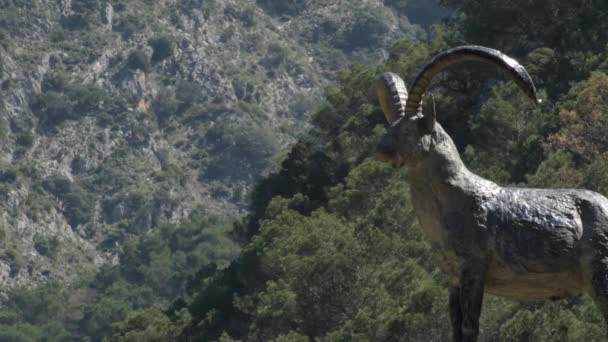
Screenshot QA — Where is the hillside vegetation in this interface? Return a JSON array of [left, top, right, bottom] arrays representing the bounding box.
[[0, 0, 447, 340], [165, 1, 608, 341], [5, 0, 608, 341], [0, 0, 440, 287]]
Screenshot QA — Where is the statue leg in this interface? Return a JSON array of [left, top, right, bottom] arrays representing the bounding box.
[[580, 204, 608, 334], [589, 256, 608, 335], [449, 286, 463, 342], [459, 267, 485, 342]]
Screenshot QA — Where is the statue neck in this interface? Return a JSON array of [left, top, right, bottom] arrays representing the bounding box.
[[405, 124, 498, 242], [409, 124, 468, 185], [406, 125, 471, 242]]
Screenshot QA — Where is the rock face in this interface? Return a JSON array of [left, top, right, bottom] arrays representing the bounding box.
[[0, 0, 432, 288]]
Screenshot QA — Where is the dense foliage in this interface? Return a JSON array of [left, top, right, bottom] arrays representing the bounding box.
[[167, 1, 608, 341], [0, 0, 443, 340], [4, 0, 608, 341], [0, 211, 237, 341]]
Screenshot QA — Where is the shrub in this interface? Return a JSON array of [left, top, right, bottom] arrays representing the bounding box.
[[339, 11, 390, 51], [0, 164, 18, 183], [202, 119, 278, 181], [149, 35, 174, 64], [152, 87, 178, 123], [71, 0, 102, 27], [71, 155, 91, 175], [256, 0, 306, 16], [101, 192, 148, 225], [175, 81, 204, 111], [232, 79, 256, 102], [3, 249, 21, 277], [224, 5, 256, 27], [241, 7, 257, 27], [61, 14, 88, 30], [126, 124, 150, 147], [24, 192, 55, 223], [97, 112, 114, 127], [0, 114, 6, 137], [260, 43, 289, 69], [33, 234, 60, 258], [34, 76, 109, 128], [42, 176, 95, 228], [114, 14, 145, 40], [42, 176, 72, 196], [396, 0, 448, 29], [289, 94, 316, 118], [0, 29, 8, 49], [220, 26, 236, 42], [311, 17, 340, 43], [41, 73, 69, 92], [15, 129, 33, 148], [384, 0, 408, 12], [126, 50, 150, 73], [33, 91, 76, 125], [69, 83, 106, 114], [11, 121, 34, 156]]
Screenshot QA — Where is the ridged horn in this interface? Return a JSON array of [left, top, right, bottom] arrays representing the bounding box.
[[376, 72, 408, 124], [404, 45, 540, 116]]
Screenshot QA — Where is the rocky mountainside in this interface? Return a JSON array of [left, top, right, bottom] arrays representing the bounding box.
[[0, 0, 442, 289]]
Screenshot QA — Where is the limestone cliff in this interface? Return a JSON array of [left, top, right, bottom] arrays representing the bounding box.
[[0, 0, 436, 288]]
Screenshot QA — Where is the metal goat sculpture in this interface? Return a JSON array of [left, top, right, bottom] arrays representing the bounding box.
[[375, 45, 608, 342]]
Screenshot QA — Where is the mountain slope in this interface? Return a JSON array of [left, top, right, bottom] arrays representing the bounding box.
[[0, 0, 440, 290]]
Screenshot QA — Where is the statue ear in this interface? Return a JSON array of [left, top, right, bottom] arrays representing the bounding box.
[[418, 93, 436, 134]]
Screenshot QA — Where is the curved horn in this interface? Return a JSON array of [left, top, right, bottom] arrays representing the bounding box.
[[376, 72, 408, 124], [404, 45, 541, 116]]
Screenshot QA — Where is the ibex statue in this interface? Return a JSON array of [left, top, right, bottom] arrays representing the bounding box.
[[375, 45, 608, 341]]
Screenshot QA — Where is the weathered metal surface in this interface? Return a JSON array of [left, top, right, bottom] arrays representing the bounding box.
[[375, 46, 608, 342], [403, 45, 540, 116]]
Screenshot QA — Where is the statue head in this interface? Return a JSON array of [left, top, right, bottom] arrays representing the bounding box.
[[375, 74, 436, 167], [374, 46, 540, 167]]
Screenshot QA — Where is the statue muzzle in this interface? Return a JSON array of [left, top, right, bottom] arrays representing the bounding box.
[[375, 128, 399, 163]]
